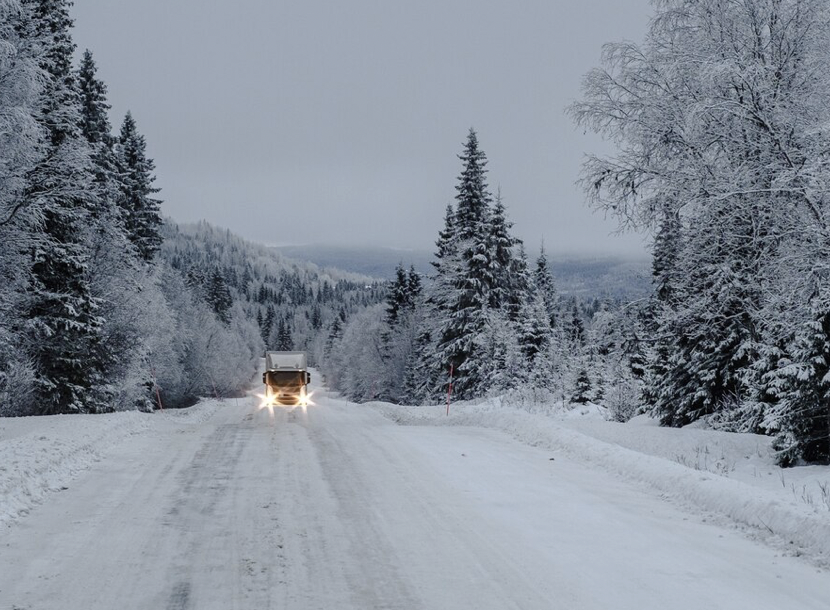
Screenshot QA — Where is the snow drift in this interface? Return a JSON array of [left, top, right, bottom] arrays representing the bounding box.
[[0, 399, 222, 527]]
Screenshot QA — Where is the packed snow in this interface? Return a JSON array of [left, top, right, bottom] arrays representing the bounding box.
[[2, 382, 829, 608], [370, 397, 830, 568], [0, 400, 223, 527]]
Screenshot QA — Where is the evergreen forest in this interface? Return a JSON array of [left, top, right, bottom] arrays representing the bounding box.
[[3, 0, 830, 467]]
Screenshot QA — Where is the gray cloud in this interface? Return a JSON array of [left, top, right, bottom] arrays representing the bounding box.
[[72, 0, 652, 257]]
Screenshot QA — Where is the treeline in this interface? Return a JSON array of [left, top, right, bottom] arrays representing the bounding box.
[[0, 0, 264, 414], [327, 0, 830, 468], [322, 130, 645, 423], [162, 221, 387, 371], [570, 0, 830, 465], [0, 2, 386, 415]]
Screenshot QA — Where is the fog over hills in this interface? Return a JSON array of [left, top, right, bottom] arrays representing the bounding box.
[[273, 245, 651, 300]]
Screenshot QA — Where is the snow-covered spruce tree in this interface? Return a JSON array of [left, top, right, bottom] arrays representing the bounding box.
[[116, 111, 162, 262], [75, 46, 162, 408], [76, 49, 121, 220], [431, 129, 495, 399], [567, 303, 585, 347], [406, 265, 421, 304], [454, 129, 491, 243], [653, 201, 764, 426], [276, 317, 293, 351], [570, 368, 592, 405], [21, 0, 107, 414], [406, 205, 458, 402], [641, 202, 681, 410], [516, 288, 558, 401], [321, 315, 347, 391], [77, 50, 109, 144], [766, 302, 830, 465], [385, 263, 411, 326], [759, 246, 830, 464], [386, 299, 425, 403], [517, 289, 552, 370], [534, 244, 559, 328], [206, 268, 233, 324], [408, 133, 526, 402], [488, 189, 524, 314], [570, 0, 830, 436], [371, 263, 423, 402], [651, 202, 680, 306], [325, 316, 343, 358], [433, 204, 457, 268]]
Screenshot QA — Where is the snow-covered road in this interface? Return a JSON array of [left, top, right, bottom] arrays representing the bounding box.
[[1, 391, 827, 609]]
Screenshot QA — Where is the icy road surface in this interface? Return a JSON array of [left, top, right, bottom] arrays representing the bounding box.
[[1, 393, 827, 609]]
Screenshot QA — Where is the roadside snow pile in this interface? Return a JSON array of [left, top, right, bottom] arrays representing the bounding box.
[[370, 400, 830, 567], [0, 412, 149, 527], [0, 399, 222, 527]]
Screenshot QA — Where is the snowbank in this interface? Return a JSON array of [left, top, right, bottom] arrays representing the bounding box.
[[370, 400, 830, 567], [0, 400, 222, 527]]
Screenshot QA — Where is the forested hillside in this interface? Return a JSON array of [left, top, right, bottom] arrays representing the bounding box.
[[569, 0, 830, 465], [322, 129, 647, 419], [6, 0, 830, 469], [326, 72, 830, 467], [0, 1, 384, 416], [161, 221, 385, 370], [0, 0, 177, 415]]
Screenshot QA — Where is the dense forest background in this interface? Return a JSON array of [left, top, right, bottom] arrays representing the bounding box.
[[322, 0, 830, 467], [3, 0, 830, 466], [0, 0, 383, 415]]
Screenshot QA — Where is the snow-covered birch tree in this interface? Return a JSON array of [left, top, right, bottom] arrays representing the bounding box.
[[570, 0, 830, 462]]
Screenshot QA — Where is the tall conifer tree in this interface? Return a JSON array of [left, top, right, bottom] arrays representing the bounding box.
[[534, 245, 558, 327], [23, 0, 104, 413], [76, 49, 122, 222], [117, 112, 162, 262], [454, 128, 491, 243], [386, 263, 410, 326], [487, 189, 522, 311], [433, 129, 495, 398]]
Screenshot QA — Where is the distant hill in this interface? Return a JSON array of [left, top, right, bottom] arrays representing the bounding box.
[[273, 245, 652, 300], [550, 256, 652, 300], [273, 245, 433, 280]]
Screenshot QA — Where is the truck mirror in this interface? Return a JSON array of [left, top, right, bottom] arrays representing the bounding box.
[[307, 373, 311, 384], [262, 373, 266, 384]]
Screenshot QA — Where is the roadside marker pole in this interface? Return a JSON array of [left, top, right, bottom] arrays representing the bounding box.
[[446, 364, 453, 416], [150, 366, 164, 411]]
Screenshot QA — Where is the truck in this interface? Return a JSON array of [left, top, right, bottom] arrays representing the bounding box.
[[262, 351, 311, 406]]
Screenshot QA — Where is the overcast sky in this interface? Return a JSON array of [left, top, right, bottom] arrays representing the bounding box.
[[71, 1, 652, 257]]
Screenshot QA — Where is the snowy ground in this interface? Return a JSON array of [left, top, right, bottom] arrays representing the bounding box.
[[1, 383, 828, 609], [371, 398, 830, 567]]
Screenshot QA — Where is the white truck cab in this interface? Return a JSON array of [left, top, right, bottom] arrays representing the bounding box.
[[263, 351, 311, 406]]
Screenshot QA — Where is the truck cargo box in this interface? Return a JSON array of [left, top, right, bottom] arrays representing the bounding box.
[[265, 351, 307, 371]]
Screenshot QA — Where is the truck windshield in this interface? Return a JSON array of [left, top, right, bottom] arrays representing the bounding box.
[[266, 371, 304, 387]]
